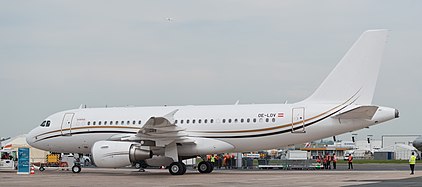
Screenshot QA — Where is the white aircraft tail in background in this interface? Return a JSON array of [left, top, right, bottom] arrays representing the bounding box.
[[27, 30, 398, 175]]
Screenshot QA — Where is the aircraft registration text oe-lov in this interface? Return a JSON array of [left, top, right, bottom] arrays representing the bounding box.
[[26, 30, 399, 175]]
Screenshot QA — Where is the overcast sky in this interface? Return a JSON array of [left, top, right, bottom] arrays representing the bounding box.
[[1, 0, 421, 142]]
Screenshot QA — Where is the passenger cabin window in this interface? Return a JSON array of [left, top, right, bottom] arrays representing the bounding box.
[[93, 121, 96, 125], [210, 119, 214, 123], [138, 120, 142, 125], [127, 121, 130, 125], [272, 118, 275, 122], [222, 119, 226, 123], [104, 121, 107, 125], [234, 119, 238, 123], [265, 118, 269, 123], [198, 119, 201, 124], [241, 119, 244, 123], [110, 121, 113, 125], [228, 119, 232, 123], [187, 120, 190, 124], [121, 121, 124, 125], [87, 121, 90, 126], [180, 120, 184, 124], [192, 119, 195, 124], [253, 118, 256, 123], [247, 118, 250, 123], [99, 121, 102, 125], [204, 119, 207, 123], [133, 120, 136, 125]]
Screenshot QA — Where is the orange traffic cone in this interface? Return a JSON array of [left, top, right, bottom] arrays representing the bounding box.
[[30, 166, 35, 175]]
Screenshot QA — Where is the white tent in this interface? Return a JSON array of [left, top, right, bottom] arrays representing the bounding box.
[[1, 134, 49, 163], [379, 144, 418, 160]]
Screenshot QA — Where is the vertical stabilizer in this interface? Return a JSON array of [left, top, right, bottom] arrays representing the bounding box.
[[304, 30, 389, 104]]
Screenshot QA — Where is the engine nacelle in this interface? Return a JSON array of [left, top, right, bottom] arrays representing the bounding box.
[[92, 141, 152, 168]]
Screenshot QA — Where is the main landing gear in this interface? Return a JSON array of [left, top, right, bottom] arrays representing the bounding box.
[[72, 165, 81, 173], [169, 162, 186, 175], [198, 161, 214, 174], [169, 161, 213, 175]]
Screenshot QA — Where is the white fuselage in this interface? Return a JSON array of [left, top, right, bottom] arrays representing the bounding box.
[[26, 101, 397, 155]]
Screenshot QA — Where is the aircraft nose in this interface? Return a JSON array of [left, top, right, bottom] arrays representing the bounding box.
[[26, 130, 36, 147]]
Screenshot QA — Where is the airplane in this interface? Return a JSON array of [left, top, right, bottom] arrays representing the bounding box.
[[413, 136, 422, 151], [26, 29, 399, 175]]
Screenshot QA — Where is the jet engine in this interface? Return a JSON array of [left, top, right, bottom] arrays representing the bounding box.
[[91, 141, 152, 168]]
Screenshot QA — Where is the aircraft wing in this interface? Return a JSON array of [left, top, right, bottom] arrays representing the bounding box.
[[133, 109, 194, 146], [332, 106, 378, 120]]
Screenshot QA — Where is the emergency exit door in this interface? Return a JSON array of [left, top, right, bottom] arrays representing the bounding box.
[[61, 113, 75, 136], [291, 107, 305, 133]]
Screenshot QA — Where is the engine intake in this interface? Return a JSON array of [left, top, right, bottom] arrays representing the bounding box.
[[92, 140, 152, 168]]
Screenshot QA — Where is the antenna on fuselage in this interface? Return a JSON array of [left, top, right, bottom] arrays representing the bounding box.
[[234, 100, 240, 105]]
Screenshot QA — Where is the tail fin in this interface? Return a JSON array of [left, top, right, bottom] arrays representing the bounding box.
[[304, 30, 389, 104]]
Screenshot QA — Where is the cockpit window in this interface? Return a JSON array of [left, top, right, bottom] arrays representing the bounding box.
[[40, 120, 51, 127]]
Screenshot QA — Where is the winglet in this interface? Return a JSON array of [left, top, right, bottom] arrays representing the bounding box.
[[163, 109, 179, 124]]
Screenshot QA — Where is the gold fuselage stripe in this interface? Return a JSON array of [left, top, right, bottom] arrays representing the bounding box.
[[34, 91, 358, 138]]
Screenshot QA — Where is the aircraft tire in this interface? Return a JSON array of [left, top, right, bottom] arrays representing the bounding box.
[[180, 162, 187, 174], [198, 161, 213, 173], [207, 161, 214, 173], [134, 162, 142, 169], [169, 162, 185, 175], [72, 165, 81, 173]]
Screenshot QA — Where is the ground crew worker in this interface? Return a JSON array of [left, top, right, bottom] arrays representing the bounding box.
[[326, 153, 331, 170], [332, 153, 337, 169], [217, 155, 222, 169], [230, 154, 235, 169], [409, 152, 416, 175], [348, 154, 353, 170], [210, 154, 216, 167], [316, 154, 322, 169], [224, 154, 230, 169]]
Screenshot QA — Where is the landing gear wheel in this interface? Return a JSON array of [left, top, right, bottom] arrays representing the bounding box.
[[208, 161, 214, 173], [198, 161, 213, 173], [180, 162, 187, 174], [72, 165, 81, 173], [169, 162, 186, 175], [134, 162, 142, 169]]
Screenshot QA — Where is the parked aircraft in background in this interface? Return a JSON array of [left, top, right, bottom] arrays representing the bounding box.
[[27, 30, 398, 175]]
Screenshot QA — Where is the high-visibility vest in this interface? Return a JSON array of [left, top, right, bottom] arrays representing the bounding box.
[[210, 156, 215, 163], [348, 156, 353, 162], [409, 155, 416, 164]]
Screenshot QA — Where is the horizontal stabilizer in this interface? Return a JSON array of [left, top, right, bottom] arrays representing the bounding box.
[[332, 106, 378, 119]]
